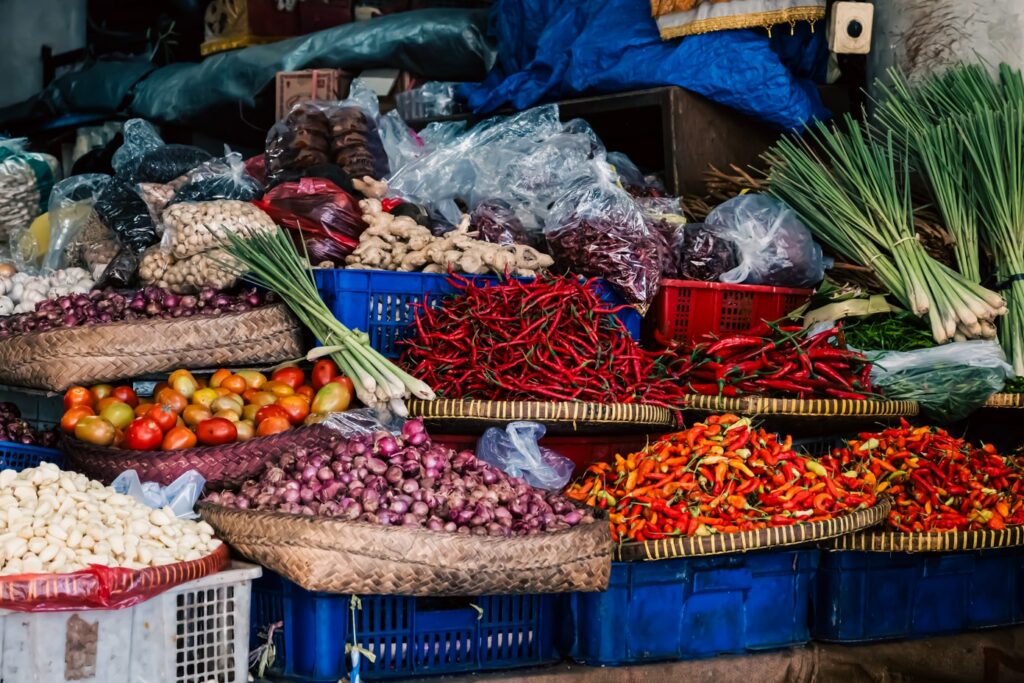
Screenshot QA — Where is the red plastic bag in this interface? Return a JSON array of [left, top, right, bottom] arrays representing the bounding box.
[[255, 177, 365, 265], [0, 544, 228, 612], [244, 153, 267, 186]]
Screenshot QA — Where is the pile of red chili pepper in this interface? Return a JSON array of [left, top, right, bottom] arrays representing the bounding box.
[[830, 421, 1024, 532], [656, 323, 876, 400], [401, 274, 689, 406], [565, 414, 877, 542]]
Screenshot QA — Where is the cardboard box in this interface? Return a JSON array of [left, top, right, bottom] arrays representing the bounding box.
[[275, 69, 355, 119]]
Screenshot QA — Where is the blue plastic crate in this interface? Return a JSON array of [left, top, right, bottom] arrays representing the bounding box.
[[314, 269, 642, 359], [250, 571, 558, 681], [560, 549, 818, 665], [813, 548, 1024, 642], [0, 440, 63, 471]]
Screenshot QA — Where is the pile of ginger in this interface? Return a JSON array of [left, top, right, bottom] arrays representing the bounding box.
[[345, 198, 553, 276]]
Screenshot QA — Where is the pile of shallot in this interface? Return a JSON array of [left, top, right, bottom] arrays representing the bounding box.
[[0, 286, 273, 338], [205, 420, 593, 536]]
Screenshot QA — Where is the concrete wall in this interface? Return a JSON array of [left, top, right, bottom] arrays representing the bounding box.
[[0, 0, 87, 107]]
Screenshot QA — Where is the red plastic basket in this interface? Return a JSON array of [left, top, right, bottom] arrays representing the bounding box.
[[432, 433, 667, 476], [648, 279, 812, 344]]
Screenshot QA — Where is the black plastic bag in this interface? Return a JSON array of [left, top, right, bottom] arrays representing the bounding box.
[[94, 179, 159, 253], [134, 144, 214, 184], [170, 152, 263, 204]]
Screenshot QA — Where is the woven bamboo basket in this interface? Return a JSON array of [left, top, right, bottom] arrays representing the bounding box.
[[983, 393, 1024, 409], [0, 304, 304, 392], [198, 503, 612, 595], [827, 525, 1024, 553], [614, 500, 890, 561], [407, 399, 675, 435], [62, 424, 334, 488], [0, 543, 229, 611]]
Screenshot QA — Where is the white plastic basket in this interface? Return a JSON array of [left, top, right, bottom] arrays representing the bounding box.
[[0, 562, 261, 683]]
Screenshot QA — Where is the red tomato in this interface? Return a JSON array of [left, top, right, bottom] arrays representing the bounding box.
[[271, 366, 305, 390], [146, 404, 178, 433], [125, 418, 163, 451], [295, 385, 315, 401], [63, 386, 93, 411], [255, 405, 290, 424], [111, 386, 139, 408], [134, 402, 155, 418], [162, 426, 198, 450], [89, 384, 114, 403], [277, 395, 310, 425], [196, 418, 238, 446], [61, 406, 94, 433], [331, 375, 356, 395], [311, 359, 340, 390], [256, 415, 291, 436], [155, 388, 188, 414]]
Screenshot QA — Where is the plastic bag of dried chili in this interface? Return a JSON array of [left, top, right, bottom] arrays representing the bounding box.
[[544, 160, 663, 313]]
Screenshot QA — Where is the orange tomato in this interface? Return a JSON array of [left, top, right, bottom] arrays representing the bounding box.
[[63, 386, 93, 410], [111, 386, 139, 408], [89, 384, 114, 403], [113, 428, 126, 448], [311, 381, 352, 415], [195, 378, 208, 389], [236, 370, 267, 389], [295, 385, 315, 401], [209, 369, 232, 388], [75, 416, 116, 446], [263, 381, 294, 398], [152, 381, 170, 396], [162, 426, 198, 450], [271, 366, 305, 390], [61, 406, 94, 433], [146, 404, 178, 433], [242, 388, 260, 404], [182, 405, 214, 427], [255, 405, 290, 424], [168, 369, 197, 386], [95, 396, 122, 413], [221, 374, 248, 395], [155, 388, 188, 414], [277, 395, 310, 425], [213, 387, 232, 397], [331, 376, 356, 395], [256, 415, 291, 436], [134, 402, 155, 418]]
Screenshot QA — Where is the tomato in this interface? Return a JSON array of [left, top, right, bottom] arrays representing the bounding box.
[[111, 386, 139, 408], [331, 375, 356, 395], [125, 418, 164, 450], [209, 369, 232, 388], [255, 405, 290, 424], [113, 428, 126, 448], [63, 386, 93, 411], [235, 420, 255, 442], [263, 381, 294, 398], [162, 426, 198, 450], [89, 384, 114, 403], [182, 405, 213, 428], [214, 409, 241, 422], [311, 381, 352, 415], [221, 374, 248, 395], [213, 387, 232, 397], [277, 395, 310, 425], [241, 404, 259, 422], [172, 374, 199, 399], [311, 359, 340, 390], [75, 416, 116, 446], [192, 387, 218, 408], [195, 378, 208, 389], [134, 402, 155, 418], [155, 388, 188, 414], [272, 366, 305, 390], [146, 404, 178, 433], [100, 402, 135, 430], [61, 406, 94, 433], [250, 391, 278, 407], [242, 388, 260, 404], [212, 395, 244, 413], [95, 396, 122, 413], [236, 370, 267, 389], [295, 385, 314, 401], [152, 381, 170, 396], [256, 415, 291, 436], [196, 418, 238, 446]]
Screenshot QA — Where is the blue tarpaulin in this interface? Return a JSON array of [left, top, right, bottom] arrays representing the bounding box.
[[463, 0, 830, 129]]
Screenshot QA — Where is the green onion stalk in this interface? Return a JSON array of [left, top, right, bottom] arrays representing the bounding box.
[[763, 116, 1005, 345], [222, 228, 435, 414]]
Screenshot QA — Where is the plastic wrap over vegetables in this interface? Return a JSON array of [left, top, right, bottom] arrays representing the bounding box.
[[134, 144, 214, 185], [544, 160, 662, 312], [112, 469, 206, 520], [111, 119, 164, 179], [255, 178, 364, 265], [471, 198, 535, 246], [868, 341, 1014, 422], [704, 193, 827, 287], [476, 422, 575, 491], [43, 174, 118, 275], [169, 151, 263, 204]]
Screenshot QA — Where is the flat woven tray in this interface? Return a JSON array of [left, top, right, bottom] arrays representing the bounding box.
[[199, 502, 611, 595], [983, 393, 1024, 409], [0, 304, 304, 392], [827, 525, 1024, 553], [62, 424, 333, 489], [406, 399, 675, 435], [613, 500, 891, 561], [680, 395, 918, 417]]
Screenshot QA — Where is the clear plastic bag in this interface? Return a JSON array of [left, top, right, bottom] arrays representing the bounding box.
[[134, 144, 214, 185], [111, 119, 164, 179], [471, 198, 534, 246], [476, 422, 574, 491], [544, 159, 662, 313], [161, 199, 277, 259], [0, 139, 60, 260], [111, 469, 206, 520], [44, 174, 111, 271], [704, 194, 827, 288], [673, 222, 739, 281], [379, 110, 428, 173], [169, 152, 264, 204], [868, 341, 1014, 422]]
